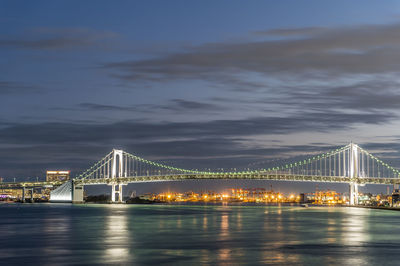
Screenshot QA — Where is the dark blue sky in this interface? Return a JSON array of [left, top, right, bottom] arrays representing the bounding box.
[[1, 1, 400, 194]]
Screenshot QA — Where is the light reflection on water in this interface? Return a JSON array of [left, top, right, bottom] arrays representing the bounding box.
[[217, 212, 231, 264], [342, 208, 369, 245], [202, 215, 208, 230], [1, 204, 400, 265], [103, 210, 130, 264], [341, 208, 369, 265]]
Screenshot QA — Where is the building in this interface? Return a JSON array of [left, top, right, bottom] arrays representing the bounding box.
[[0, 189, 20, 200], [46, 171, 70, 182], [306, 190, 344, 205], [392, 189, 400, 207]]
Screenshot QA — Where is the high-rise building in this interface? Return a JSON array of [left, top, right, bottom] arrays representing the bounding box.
[[46, 171, 70, 182]]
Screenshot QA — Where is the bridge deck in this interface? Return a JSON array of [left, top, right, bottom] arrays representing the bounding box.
[[75, 173, 400, 186], [0, 181, 65, 189], [1, 174, 399, 189]]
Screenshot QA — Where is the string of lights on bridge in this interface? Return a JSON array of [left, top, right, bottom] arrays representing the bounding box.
[[76, 143, 400, 180]]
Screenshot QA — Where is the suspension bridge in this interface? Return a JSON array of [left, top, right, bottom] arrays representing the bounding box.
[[2, 143, 400, 204]]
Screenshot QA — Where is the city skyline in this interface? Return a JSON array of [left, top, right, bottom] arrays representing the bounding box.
[[2, 1, 400, 194]]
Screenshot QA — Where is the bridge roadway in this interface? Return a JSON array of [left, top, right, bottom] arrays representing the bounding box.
[[1, 173, 399, 190], [0, 180, 65, 189], [76, 173, 400, 186]]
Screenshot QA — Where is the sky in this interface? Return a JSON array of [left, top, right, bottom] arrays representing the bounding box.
[[1, 0, 400, 194]]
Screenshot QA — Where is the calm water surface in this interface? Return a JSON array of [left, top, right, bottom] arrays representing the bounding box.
[[1, 203, 400, 265]]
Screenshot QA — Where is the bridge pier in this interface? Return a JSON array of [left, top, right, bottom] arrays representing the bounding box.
[[30, 188, 34, 202], [349, 182, 358, 205], [348, 143, 359, 205], [72, 181, 84, 203], [21, 187, 34, 203], [110, 149, 125, 203], [111, 184, 124, 203], [21, 187, 25, 202]]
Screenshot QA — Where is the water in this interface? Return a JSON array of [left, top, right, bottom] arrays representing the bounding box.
[[1, 203, 400, 265]]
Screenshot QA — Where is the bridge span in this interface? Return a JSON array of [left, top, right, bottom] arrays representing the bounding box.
[[2, 143, 399, 204]]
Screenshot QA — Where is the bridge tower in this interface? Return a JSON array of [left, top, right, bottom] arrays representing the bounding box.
[[110, 149, 125, 203], [349, 143, 359, 205]]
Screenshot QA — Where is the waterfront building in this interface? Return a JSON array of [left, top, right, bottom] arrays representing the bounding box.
[[376, 194, 390, 206], [0, 188, 46, 201], [305, 190, 344, 205], [139, 193, 155, 200], [392, 189, 400, 207], [46, 171, 70, 182], [358, 193, 373, 205], [0, 189, 20, 199], [150, 188, 299, 203]]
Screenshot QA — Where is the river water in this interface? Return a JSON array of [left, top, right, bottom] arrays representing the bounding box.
[[1, 203, 400, 265]]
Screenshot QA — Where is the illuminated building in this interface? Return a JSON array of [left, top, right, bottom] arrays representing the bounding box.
[[0, 188, 46, 201], [392, 189, 400, 207], [358, 193, 372, 205], [151, 188, 300, 203], [0, 189, 20, 199], [139, 193, 155, 200], [46, 171, 70, 182], [307, 190, 344, 205]]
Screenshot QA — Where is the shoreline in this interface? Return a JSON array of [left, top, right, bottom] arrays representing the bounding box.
[[3, 201, 400, 211], [350, 205, 400, 211]]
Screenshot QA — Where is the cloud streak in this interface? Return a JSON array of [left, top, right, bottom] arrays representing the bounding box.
[[0, 81, 42, 95], [105, 23, 400, 81], [75, 99, 223, 114], [102, 22, 400, 126], [3, 22, 400, 179], [0, 110, 395, 178], [0, 27, 118, 50], [0, 111, 392, 145]]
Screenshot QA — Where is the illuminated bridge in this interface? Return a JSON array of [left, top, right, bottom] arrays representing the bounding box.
[[2, 143, 400, 205]]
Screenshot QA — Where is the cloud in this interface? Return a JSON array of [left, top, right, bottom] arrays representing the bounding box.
[[253, 27, 326, 37], [0, 81, 42, 94], [100, 22, 400, 126], [74, 99, 223, 113], [3, 23, 400, 179], [105, 23, 400, 82], [0, 111, 392, 145], [0, 27, 118, 50], [77, 103, 140, 112], [0, 107, 396, 178], [249, 78, 400, 112], [160, 99, 223, 112]]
